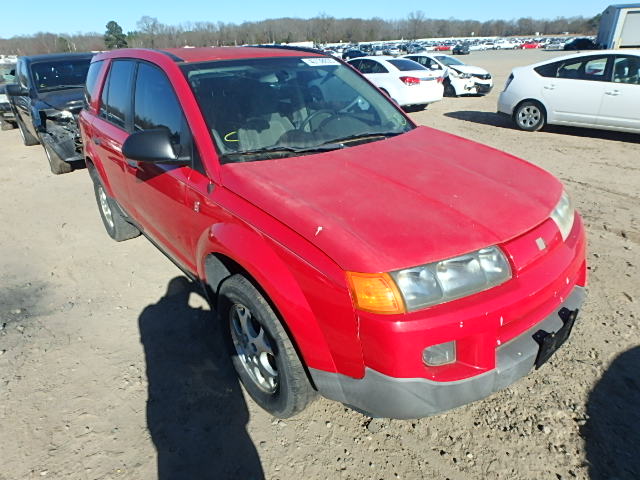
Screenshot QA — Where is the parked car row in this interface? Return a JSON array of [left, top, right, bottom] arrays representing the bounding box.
[[2, 45, 588, 421], [327, 36, 599, 57]]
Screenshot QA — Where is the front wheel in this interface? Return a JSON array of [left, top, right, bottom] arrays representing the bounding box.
[[218, 274, 316, 418], [443, 80, 457, 97], [514, 101, 546, 131]]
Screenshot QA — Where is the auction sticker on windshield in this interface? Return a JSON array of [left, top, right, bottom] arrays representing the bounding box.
[[301, 57, 340, 66]]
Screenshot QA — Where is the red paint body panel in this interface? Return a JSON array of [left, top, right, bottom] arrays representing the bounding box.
[[222, 126, 563, 272], [80, 47, 588, 391], [357, 214, 586, 381]]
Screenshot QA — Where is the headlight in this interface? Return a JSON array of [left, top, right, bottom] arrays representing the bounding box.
[[550, 191, 575, 241], [390, 246, 511, 311]]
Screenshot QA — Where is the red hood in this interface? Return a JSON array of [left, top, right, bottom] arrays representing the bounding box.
[[221, 126, 562, 272]]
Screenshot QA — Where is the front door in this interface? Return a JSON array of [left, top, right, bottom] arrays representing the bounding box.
[[597, 54, 640, 132], [124, 61, 200, 271]]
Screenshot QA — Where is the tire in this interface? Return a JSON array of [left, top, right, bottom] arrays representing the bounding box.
[[514, 100, 546, 132], [16, 117, 39, 146], [0, 119, 16, 131], [218, 274, 316, 418], [43, 141, 72, 175], [91, 175, 140, 242], [443, 80, 457, 97]]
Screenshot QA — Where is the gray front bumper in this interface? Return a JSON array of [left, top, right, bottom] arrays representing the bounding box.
[[310, 286, 586, 419]]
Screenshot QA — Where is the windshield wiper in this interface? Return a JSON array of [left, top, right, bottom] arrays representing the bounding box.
[[220, 144, 344, 163], [320, 131, 404, 147]]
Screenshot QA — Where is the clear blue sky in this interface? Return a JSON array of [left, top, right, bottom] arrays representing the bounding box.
[[5, 0, 611, 37]]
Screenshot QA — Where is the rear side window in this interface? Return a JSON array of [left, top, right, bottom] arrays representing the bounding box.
[[388, 59, 427, 71], [84, 60, 104, 106], [612, 55, 640, 85], [534, 61, 561, 78], [537, 56, 611, 81], [358, 59, 388, 74], [408, 56, 437, 69], [100, 60, 135, 129]]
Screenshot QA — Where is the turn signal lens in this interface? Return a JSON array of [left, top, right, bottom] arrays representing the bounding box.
[[346, 272, 406, 315]]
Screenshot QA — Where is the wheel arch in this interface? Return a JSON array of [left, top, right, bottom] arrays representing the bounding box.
[[197, 222, 345, 377]]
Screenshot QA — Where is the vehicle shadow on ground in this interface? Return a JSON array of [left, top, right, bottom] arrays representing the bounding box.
[[138, 276, 264, 480], [444, 111, 640, 143], [583, 346, 640, 479]]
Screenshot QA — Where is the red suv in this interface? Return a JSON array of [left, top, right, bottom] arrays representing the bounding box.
[[79, 47, 587, 419]]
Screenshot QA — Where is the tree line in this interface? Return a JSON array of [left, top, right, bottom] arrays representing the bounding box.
[[0, 12, 600, 55]]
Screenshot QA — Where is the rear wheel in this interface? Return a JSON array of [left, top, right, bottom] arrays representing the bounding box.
[[218, 274, 316, 418], [16, 117, 39, 146], [91, 175, 140, 242], [514, 101, 546, 131], [0, 118, 16, 131]]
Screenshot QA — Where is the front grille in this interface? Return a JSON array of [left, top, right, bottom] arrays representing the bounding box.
[[474, 73, 491, 80]]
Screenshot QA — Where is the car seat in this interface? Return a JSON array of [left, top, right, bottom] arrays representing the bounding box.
[[237, 84, 294, 151]]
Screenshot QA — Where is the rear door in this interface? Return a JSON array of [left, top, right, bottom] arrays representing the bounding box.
[[124, 61, 200, 270], [91, 59, 136, 206], [538, 55, 610, 127], [597, 54, 640, 132]]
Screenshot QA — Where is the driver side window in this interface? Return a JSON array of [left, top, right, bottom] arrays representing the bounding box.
[[133, 62, 195, 164]]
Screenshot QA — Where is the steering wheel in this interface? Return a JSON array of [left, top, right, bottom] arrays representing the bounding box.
[[316, 114, 370, 136], [300, 109, 334, 132]]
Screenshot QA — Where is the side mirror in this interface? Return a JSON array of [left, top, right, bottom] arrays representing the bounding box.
[[122, 128, 186, 164], [6, 84, 29, 97]]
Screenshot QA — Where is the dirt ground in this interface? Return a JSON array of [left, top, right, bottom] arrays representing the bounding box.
[[0, 49, 638, 480]]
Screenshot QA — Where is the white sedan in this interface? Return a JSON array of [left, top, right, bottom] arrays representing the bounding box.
[[403, 54, 493, 97], [498, 50, 640, 133], [347, 56, 443, 110]]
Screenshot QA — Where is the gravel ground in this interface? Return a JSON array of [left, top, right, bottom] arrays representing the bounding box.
[[0, 49, 638, 480]]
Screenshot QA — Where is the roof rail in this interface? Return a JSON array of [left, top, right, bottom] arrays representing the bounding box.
[[156, 49, 184, 62], [248, 44, 326, 56]]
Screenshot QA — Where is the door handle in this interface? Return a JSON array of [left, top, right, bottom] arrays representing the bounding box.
[[92, 136, 101, 145], [543, 85, 555, 90], [605, 90, 620, 96]]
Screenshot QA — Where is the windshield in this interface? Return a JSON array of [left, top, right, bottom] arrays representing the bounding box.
[[182, 56, 412, 163], [435, 56, 465, 67], [31, 59, 91, 92]]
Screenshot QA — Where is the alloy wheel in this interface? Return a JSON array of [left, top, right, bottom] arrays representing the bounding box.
[[517, 105, 541, 129], [229, 303, 278, 394]]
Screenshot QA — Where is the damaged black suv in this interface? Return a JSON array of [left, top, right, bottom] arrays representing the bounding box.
[[7, 52, 93, 174]]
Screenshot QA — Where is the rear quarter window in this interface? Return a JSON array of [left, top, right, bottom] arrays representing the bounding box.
[[84, 60, 105, 106], [534, 62, 561, 78]]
